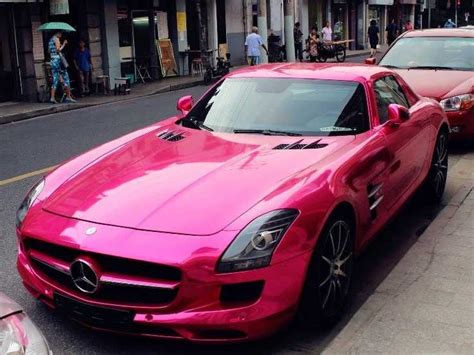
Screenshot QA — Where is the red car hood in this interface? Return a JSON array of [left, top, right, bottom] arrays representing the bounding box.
[[43, 125, 353, 235], [394, 69, 471, 101]]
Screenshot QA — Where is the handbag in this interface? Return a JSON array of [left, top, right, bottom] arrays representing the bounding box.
[[59, 52, 69, 69]]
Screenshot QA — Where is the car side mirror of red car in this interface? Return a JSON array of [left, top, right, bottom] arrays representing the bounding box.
[[177, 95, 194, 115], [365, 57, 376, 65], [387, 104, 410, 128]]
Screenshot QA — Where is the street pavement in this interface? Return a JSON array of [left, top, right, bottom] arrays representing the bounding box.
[[1, 54, 472, 354]]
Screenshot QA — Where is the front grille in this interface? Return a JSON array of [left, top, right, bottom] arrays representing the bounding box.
[[25, 238, 181, 307], [24, 238, 181, 281]]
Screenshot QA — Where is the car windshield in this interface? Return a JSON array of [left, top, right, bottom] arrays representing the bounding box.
[[380, 37, 474, 71], [184, 78, 369, 136]]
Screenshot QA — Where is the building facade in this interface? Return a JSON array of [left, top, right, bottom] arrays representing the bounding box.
[[1, 0, 432, 104]]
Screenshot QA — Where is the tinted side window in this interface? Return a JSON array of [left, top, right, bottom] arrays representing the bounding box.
[[384, 76, 410, 107], [374, 79, 395, 124]]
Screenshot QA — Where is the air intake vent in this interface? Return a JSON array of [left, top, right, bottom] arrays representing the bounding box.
[[273, 139, 328, 150], [157, 130, 186, 142]]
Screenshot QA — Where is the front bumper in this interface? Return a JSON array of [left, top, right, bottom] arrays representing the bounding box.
[[16, 210, 311, 343], [447, 109, 474, 141]]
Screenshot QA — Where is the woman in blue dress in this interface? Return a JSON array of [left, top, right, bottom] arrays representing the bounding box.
[[48, 31, 75, 103]]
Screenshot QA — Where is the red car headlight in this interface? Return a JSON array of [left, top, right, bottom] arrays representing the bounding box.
[[217, 209, 299, 273], [440, 94, 474, 112]]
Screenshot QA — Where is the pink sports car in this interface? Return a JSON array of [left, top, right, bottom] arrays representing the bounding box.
[[16, 64, 448, 343]]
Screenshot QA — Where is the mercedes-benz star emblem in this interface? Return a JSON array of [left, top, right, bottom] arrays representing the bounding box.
[[70, 259, 99, 294], [85, 227, 97, 236]]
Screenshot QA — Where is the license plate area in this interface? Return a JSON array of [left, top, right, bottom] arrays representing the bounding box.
[[54, 293, 134, 328]]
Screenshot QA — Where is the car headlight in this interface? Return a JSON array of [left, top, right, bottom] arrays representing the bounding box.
[[16, 179, 45, 228], [440, 94, 474, 112], [0, 313, 51, 355], [217, 209, 299, 273]]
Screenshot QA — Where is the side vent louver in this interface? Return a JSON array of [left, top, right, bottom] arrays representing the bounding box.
[[157, 130, 186, 142], [273, 139, 328, 150]]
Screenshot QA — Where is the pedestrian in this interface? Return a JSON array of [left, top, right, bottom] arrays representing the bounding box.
[[245, 26, 268, 66], [73, 39, 93, 96], [444, 18, 456, 28], [404, 20, 413, 31], [385, 19, 398, 46], [294, 22, 303, 62], [48, 31, 75, 104], [308, 28, 320, 62], [368, 19, 380, 58], [322, 21, 333, 42]]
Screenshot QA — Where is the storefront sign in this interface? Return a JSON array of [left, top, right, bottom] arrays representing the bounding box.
[[156, 11, 169, 40], [31, 21, 45, 61], [368, 0, 394, 5], [50, 0, 69, 15], [177, 11, 186, 41]]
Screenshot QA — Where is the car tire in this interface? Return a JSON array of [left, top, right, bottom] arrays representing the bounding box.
[[298, 212, 354, 329], [424, 129, 449, 203]]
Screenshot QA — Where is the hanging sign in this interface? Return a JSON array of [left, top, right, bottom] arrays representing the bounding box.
[[50, 0, 69, 15]]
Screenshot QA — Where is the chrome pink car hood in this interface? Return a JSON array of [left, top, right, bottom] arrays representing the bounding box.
[[43, 124, 354, 235]]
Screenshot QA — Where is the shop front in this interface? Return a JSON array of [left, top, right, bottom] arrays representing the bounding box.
[[368, 0, 394, 45]]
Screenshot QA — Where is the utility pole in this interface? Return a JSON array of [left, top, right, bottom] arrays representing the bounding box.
[[428, 0, 431, 29], [284, 0, 295, 62], [148, 0, 160, 80], [195, 0, 209, 68], [454, 0, 458, 27], [258, 0, 268, 63]]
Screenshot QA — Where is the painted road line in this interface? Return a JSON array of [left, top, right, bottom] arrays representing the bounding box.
[[0, 166, 57, 187]]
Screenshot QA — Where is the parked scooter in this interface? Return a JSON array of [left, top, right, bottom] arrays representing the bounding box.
[[204, 53, 231, 85]]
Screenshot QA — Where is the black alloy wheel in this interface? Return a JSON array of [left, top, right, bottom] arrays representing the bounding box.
[[425, 129, 449, 202], [298, 214, 354, 328]]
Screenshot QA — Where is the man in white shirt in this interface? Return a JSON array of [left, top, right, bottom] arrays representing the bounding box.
[[245, 27, 268, 66], [321, 21, 333, 42]]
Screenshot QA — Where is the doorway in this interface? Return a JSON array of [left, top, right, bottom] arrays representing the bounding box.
[[0, 6, 15, 102]]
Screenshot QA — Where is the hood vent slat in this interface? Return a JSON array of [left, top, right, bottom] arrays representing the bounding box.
[[273, 139, 328, 150], [157, 130, 186, 142]]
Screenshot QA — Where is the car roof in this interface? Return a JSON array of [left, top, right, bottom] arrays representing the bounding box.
[[401, 28, 474, 38], [227, 63, 391, 82]]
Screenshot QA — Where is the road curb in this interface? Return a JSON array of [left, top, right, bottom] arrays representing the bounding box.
[[0, 79, 203, 125]]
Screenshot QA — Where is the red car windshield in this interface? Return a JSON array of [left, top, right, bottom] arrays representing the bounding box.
[[185, 78, 369, 136], [380, 37, 474, 71]]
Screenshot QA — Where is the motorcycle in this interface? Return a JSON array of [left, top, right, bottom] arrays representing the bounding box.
[[204, 53, 231, 85]]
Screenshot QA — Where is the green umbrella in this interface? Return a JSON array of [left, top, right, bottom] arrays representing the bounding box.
[[37, 22, 76, 32]]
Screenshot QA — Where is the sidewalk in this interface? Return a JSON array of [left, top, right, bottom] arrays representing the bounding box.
[[324, 151, 474, 354], [0, 75, 203, 125]]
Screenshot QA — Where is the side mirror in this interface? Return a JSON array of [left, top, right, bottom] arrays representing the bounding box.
[[365, 57, 376, 65], [387, 104, 410, 127], [177, 95, 194, 115]]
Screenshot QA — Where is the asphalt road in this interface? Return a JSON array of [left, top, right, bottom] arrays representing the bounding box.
[[0, 54, 467, 354]]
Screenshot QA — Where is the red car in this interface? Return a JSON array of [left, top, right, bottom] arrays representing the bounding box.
[[16, 64, 448, 343], [374, 28, 474, 140]]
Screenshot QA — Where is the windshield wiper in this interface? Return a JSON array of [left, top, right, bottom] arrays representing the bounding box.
[[407, 65, 454, 71], [233, 129, 302, 136], [381, 64, 400, 69], [181, 117, 214, 131]]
